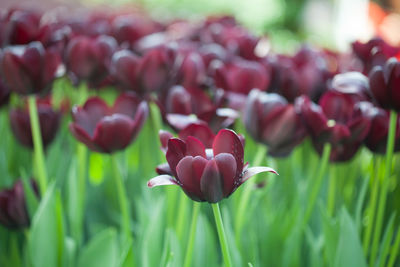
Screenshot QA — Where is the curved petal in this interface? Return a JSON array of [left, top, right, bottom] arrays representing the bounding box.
[[130, 101, 149, 142], [166, 138, 186, 177], [166, 113, 201, 130], [369, 66, 390, 109], [214, 153, 237, 197], [112, 92, 141, 118], [200, 159, 223, 203], [185, 136, 206, 158], [159, 130, 173, 151], [241, 166, 278, 184], [176, 156, 207, 201], [179, 123, 215, 148], [147, 175, 178, 188], [212, 129, 244, 176], [69, 123, 102, 152], [156, 163, 173, 176]]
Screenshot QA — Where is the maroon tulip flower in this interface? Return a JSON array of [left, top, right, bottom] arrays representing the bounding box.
[[243, 89, 307, 157], [0, 180, 38, 229], [69, 93, 148, 153], [111, 50, 140, 93], [148, 129, 277, 203], [10, 97, 61, 149], [369, 58, 400, 112], [65, 35, 118, 86], [214, 58, 269, 95], [0, 42, 61, 95], [0, 77, 11, 107], [175, 51, 207, 89], [364, 104, 400, 154], [329, 72, 372, 102], [299, 92, 371, 162], [4, 9, 41, 45]]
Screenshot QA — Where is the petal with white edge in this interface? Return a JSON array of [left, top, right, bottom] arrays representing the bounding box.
[[241, 167, 278, 183], [147, 175, 178, 188]]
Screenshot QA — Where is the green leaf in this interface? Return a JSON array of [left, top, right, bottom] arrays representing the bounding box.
[[376, 213, 396, 267], [333, 208, 367, 267], [77, 228, 118, 267], [29, 183, 65, 267]]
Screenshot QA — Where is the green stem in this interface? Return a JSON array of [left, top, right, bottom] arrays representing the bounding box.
[[363, 157, 380, 254], [28, 95, 47, 195], [303, 143, 331, 227], [211, 203, 232, 267], [234, 145, 267, 244], [370, 110, 397, 266], [76, 144, 87, 246], [327, 164, 336, 217], [387, 226, 400, 267], [110, 154, 131, 238], [183, 202, 201, 267]]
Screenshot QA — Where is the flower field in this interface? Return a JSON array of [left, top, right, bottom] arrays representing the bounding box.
[[0, 5, 399, 267]]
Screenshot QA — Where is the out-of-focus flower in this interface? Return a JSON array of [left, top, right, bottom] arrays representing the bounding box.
[[0, 180, 38, 229], [174, 51, 206, 89], [352, 38, 400, 74], [243, 89, 306, 157], [214, 58, 269, 95], [329, 72, 372, 102], [69, 93, 148, 153], [0, 42, 61, 95], [364, 104, 400, 154], [4, 9, 41, 45], [148, 129, 277, 203], [111, 50, 140, 93], [65, 35, 118, 86], [10, 97, 61, 149], [0, 77, 11, 107], [369, 57, 400, 112], [160, 85, 238, 132], [299, 92, 371, 162]]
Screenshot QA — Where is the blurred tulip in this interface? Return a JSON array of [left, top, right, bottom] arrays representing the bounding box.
[[364, 104, 400, 154], [111, 50, 140, 93], [4, 9, 41, 45], [10, 97, 61, 149], [65, 35, 118, 86], [0, 77, 11, 107], [148, 129, 276, 203], [369, 58, 400, 112], [0, 180, 37, 229], [214, 58, 269, 95], [329, 72, 372, 102], [243, 89, 307, 157], [69, 93, 148, 153], [175, 51, 206, 89], [299, 92, 371, 162], [0, 42, 61, 95]]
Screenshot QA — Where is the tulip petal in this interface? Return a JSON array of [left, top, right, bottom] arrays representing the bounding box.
[[200, 159, 223, 203], [166, 113, 201, 130], [179, 123, 215, 148], [69, 123, 102, 152], [166, 138, 186, 177], [241, 166, 278, 184], [112, 93, 141, 118], [156, 163, 173, 175], [213, 129, 244, 176], [159, 130, 173, 151], [369, 66, 391, 109], [176, 156, 207, 201], [147, 175, 178, 188], [186, 136, 206, 158], [130, 101, 149, 142], [214, 153, 237, 196]]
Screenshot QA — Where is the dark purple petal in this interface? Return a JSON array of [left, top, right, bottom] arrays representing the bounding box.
[[176, 156, 206, 201], [178, 123, 215, 148], [213, 129, 244, 176], [166, 138, 187, 177], [214, 153, 236, 197], [200, 159, 223, 203], [185, 136, 206, 158]]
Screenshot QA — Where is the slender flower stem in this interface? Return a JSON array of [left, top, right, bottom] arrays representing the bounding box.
[[327, 164, 336, 217], [76, 144, 87, 246], [370, 110, 397, 266], [387, 226, 400, 267], [363, 158, 380, 254], [28, 95, 47, 195], [183, 202, 201, 267], [234, 145, 267, 244], [110, 154, 131, 238], [303, 143, 331, 227], [212, 203, 232, 267]]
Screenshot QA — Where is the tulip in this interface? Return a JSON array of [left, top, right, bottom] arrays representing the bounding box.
[[299, 92, 371, 162], [9, 97, 61, 149], [0, 42, 61, 95], [69, 93, 148, 153], [369, 58, 400, 112], [148, 128, 277, 203], [4, 9, 41, 45], [0, 77, 11, 107], [0, 180, 37, 229], [111, 50, 140, 93], [214, 58, 269, 95], [243, 89, 306, 157], [364, 105, 400, 154], [329, 72, 372, 102], [175, 51, 206, 89], [65, 35, 118, 86]]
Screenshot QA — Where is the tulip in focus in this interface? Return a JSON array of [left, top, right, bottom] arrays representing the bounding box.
[[69, 93, 148, 153], [148, 128, 277, 203]]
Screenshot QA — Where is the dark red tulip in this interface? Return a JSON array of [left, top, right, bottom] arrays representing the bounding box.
[[10, 97, 61, 149], [299, 93, 371, 162], [369, 58, 400, 112], [175, 51, 206, 89], [214, 58, 269, 95], [69, 93, 148, 153], [148, 129, 277, 203], [243, 89, 307, 157], [352, 38, 400, 74], [111, 50, 140, 93], [364, 104, 400, 154], [329, 72, 372, 102], [160, 85, 238, 132], [0, 42, 61, 95], [65, 35, 118, 86], [135, 45, 176, 94], [4, 9, 41, 45], [0, 180, 38, 229], [0, 77, 11, 107]]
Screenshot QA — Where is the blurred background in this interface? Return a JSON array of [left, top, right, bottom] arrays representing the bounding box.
[[1, 0, 399, 52]]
